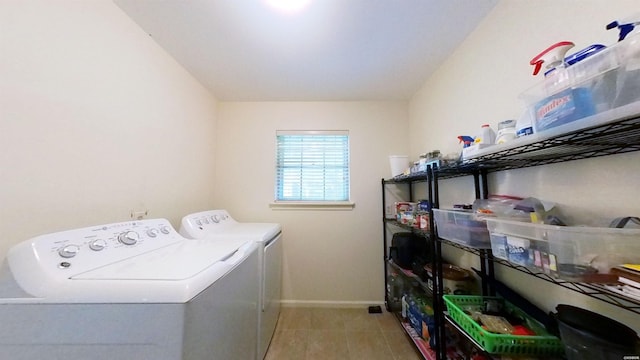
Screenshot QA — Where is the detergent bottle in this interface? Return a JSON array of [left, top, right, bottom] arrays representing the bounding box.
[[495, 120, 517, 144], [474, 124, 496, 145], [515, 108, 534, 137]]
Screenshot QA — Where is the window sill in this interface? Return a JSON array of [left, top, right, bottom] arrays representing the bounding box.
[[269, 201, 355, 211]]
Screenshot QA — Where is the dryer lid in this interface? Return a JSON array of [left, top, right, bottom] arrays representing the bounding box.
[[203, 223, 281, 242]]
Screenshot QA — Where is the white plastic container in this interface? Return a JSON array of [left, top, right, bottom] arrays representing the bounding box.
[[515, 109, 534, 137], [496, 128, 517, 143], [389, 155, 409, 178], [476, 124, 496, 145]]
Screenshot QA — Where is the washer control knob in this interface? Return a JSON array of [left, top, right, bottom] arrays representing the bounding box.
[[89, 239, 107, 251], [212, 215, 220, 223], [146, 229, 158, 238], [159, 226, 170, 235], [58, 245, 80, 258], [118, 231, 139, 245]]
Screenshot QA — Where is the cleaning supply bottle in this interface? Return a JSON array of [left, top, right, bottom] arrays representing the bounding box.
[[457, 135, 475, 148], [608, 16, 640, 107], [401, 293, 408, 319], [474, 124, 496, 145], [515, 109, 534, 137], [495, 120, 517, 144], [607, 17, 640, 42], [529, 41, 575, 76], [530, 41, 575, 98]]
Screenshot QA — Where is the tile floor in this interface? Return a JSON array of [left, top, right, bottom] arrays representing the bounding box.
[[264, 307, 423, 360]]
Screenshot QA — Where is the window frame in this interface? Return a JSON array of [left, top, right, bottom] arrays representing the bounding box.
[[270, 130, 354, 210]]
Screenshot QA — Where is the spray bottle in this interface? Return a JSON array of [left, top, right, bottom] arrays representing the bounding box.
[[530, 41, 575, 96], [608, 16, 640, 107], [457, 136, 475, 148], [528, 41, 600, 132], [529, 41, 575, 76], [607, 18, 640, 42]]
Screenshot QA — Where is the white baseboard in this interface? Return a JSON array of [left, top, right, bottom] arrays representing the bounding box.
[[280, 300, 385, 308]]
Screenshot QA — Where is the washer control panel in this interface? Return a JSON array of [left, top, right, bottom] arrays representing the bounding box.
[[180, 209, 236, 238], [11, 219, 182, 275]]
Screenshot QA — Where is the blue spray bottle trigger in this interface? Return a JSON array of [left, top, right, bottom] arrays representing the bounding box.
[[607, 20, 640, 41], [457, 135, 475, 148]]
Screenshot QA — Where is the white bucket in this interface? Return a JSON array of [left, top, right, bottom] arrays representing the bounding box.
[[389, 155, 409, 177]]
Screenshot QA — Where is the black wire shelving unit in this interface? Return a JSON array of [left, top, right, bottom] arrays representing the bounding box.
[[431, 105, 640, 316], [383, 104, 640, 359]]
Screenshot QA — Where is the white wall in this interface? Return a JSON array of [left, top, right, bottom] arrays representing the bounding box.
[[215, 101, 409, 305], [0, 1, 218, 259], [410, 0, 640, 330]]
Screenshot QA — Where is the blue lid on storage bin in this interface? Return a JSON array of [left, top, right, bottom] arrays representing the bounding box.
[[544, 44, 606, 76], [565, 44, 606, 65]]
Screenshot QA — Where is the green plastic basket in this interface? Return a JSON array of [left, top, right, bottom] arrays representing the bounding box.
[[443, 295, 564, 356]]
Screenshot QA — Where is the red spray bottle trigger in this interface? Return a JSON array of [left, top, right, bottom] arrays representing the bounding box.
[[529, 41, 575, 75]]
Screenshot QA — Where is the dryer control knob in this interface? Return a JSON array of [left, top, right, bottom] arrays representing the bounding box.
[[159, 226, 170, 235], [89, 239, 107, 251], [211, 215, 220, 223], [118, 231, 139, 245], [58, 245, 80, 258], [146, 229, 158, 238]]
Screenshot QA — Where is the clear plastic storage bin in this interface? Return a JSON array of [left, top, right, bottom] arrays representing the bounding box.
[[433, 209, 491, 249], [485, 218, 640, 282], [520, 31, 640, 134]]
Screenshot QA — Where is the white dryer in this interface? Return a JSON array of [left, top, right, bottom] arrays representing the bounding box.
[[179, 210, 281, 360], [0, 218, 259, 360]]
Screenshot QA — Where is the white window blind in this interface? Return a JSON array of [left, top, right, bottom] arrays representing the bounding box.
[[275, 130, 350, 202]]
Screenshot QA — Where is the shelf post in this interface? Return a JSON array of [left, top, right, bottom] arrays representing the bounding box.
[[480, 168, 489, 200], [381, 178, 390, 311], [473, 171, 481, 200], [429, 164, 446, 360]]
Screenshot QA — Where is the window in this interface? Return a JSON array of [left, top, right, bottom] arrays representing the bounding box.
[[275, 130, 350, 204]]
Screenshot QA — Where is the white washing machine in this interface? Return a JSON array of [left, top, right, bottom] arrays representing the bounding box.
[[0, 218, 259, 360], [179, 210, 281, 360]]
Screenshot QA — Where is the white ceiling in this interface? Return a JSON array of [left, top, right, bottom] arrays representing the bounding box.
[[114, 0, 498, 101]]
